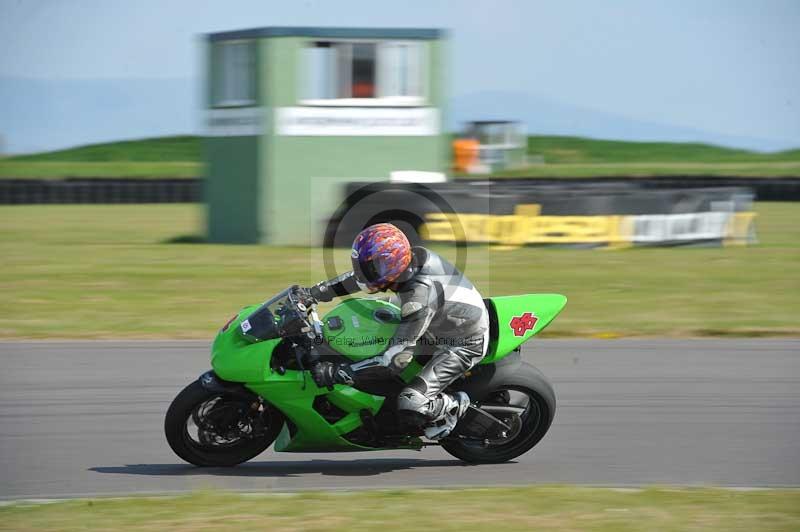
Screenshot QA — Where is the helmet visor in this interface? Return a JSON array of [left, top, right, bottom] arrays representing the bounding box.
[[351, 256, 383, 292]]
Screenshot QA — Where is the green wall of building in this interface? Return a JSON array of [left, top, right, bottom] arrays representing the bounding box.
[[205, 136, 260, 243], [205, 29, 447, 246], [205, 39, 263, 244]]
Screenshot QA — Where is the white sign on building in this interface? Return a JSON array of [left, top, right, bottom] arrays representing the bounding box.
[[207, 107, 264, 137], [275, 107, 440, 136]]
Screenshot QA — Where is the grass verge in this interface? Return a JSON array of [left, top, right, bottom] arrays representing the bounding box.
[[524, 135, 800, 164], [0, 203, 797, 338], [3, 134, 799, 179], [6, 135, 200, 163], [1, 135, 200, 178], [1, 487, 798, 532], [6, 160, 800, 179], [0, 161, 200, 179], [464, 161, 800, 178]]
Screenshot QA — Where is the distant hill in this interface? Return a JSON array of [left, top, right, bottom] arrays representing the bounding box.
[[9, 134, 798, 165], [8, 136, 200, 163], [450, 90, 800, 153], [525, 136, 800, 164], [3, 77, 800, 155]]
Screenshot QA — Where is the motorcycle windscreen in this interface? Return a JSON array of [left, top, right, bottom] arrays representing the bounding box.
[[481, 294, 567, 364]]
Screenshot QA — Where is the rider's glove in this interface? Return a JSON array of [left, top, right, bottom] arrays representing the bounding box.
[[311, 361, 355, 390], [308, 282, 334, 303]]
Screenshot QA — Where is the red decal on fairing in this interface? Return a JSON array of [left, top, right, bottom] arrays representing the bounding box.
[[510, 312, 538, 336], [221, 314, 238, 332]]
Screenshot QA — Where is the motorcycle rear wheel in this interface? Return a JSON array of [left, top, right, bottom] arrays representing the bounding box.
[[442, 363, 555, 464], [164, 380, 283, 466]]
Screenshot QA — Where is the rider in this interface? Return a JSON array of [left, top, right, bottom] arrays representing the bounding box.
[[307, 223, 490, 439]]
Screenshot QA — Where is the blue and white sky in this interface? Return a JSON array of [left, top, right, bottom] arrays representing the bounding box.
[[1, 0, 799, 153]]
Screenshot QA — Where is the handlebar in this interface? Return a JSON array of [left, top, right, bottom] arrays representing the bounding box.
[[289, 285, 323, 341]]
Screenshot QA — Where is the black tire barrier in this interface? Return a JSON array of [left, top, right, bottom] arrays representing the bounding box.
[[0, 175, 797, 205], [491, 176, 800, 202], [0, 178, 201, 204]]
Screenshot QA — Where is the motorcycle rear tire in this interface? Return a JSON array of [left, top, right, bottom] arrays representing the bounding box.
[[442, 362, 555, 464]]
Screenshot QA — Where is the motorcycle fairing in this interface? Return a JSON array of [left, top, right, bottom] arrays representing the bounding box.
[[321, 298, 400, 361], [212, 308, 400, 452], [482, 294, 567, 363], [210, 304, 275, 382], [245, 375, 398, 452]]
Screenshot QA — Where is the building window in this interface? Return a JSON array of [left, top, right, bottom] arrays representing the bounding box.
[[214, 41, 255, 107], [302, 41, 425, 105], [351, 43, 376, 98], [380, 42, 423, 98]]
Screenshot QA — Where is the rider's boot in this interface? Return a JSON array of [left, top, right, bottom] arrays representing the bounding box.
[[398, 388, 470, 440], [423, 391, 470, 440]]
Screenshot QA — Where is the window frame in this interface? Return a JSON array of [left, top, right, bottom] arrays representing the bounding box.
[[213, 40, 256, 108], [299, 38, 428, 107]]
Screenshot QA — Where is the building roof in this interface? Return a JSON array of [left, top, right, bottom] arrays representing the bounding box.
[[468, 120, 523, 125], [207, 26, 444, 42]]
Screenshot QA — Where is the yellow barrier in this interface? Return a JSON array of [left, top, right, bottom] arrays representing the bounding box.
[[724, 212, 757, 246], [421, 204, 629, 248], [421, 205, 755, 249]]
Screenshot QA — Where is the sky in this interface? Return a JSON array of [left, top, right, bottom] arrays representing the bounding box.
[[1, 0, 799, 153]]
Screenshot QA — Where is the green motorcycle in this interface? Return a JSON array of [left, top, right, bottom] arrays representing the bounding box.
[[165, 285, 566, 465]]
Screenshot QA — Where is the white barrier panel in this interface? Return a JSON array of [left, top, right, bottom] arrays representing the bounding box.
[[631, 212, 731, 243]]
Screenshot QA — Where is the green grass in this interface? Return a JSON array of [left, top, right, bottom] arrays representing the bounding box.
[[0, 161, 200, 178], [467, 135, 800, 178], [464, 161, 800, 178], [0, 203, 798, 339], [0, 135, 201, 178], [8, 135, 200, 163], [460, 136, 800, 179], [2, 134, 799, 178], [7, 160, 797, 179], [1, 487, 798, 532], [525, 135, 800, 164]]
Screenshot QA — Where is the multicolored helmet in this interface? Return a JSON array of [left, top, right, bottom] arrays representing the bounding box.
[[351, 223, 413, 292]]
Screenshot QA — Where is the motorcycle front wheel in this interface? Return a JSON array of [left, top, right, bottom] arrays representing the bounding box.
[[164, 380, 283, 466], [442, 362, 555, 464]]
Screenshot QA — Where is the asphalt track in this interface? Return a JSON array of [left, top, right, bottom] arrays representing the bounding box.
[[1, 339, 798, 499]]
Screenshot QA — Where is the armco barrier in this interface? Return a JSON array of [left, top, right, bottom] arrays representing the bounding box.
[[0, 178, 201, 204]]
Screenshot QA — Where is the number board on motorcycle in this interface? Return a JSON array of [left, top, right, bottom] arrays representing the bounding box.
[[510, 312, 538, 336]]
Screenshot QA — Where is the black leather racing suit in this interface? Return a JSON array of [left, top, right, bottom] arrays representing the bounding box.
[[311, 247, 489, 421]]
